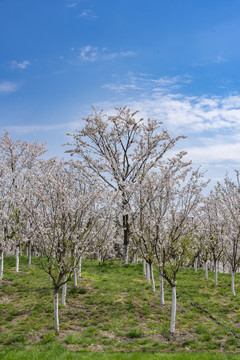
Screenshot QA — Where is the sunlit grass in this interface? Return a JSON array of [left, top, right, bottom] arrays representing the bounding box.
[[1, 255, 240, 355]]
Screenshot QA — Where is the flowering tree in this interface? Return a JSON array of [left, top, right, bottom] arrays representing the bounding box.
[[131, 166, 207, 334], [19, 159, 107, 334], [198, 192, 224, 285], [0, 161, 15, 279], [65, 106, 187, 264], [217, 172, 240, 296], [0, 131, 46, 270]]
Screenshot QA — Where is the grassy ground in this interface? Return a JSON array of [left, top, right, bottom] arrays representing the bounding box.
[[0, 256, 240, 357], [1, 343, 240, 360]]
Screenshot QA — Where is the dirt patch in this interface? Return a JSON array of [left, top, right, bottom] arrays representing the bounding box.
[[0, 295, 14, 304]]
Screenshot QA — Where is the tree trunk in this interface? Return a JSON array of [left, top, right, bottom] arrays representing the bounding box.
[[122, 214, 129, 264], [61, 276, 67, 306], [214, 259, 218, 286], [19, 244, 22, 256], [133, 251, 138, 263], [28, 242, 31, 266], [194, 257, 198, 273], [170, 285, 177, 334], [16, 246, 19, 272], [143, 259, 146, 276], [150, 262, 155, 292], [72, 256, 77, 287], [146, 262, 150, 284], [231, 270, 236, 296], [54, 288, 60, 335], [159, 272, 165, 305], [73, 268, 77, 287], [204, 260, 208, 280], [0, 250, 3, 280], [78, 256, 82, 278]]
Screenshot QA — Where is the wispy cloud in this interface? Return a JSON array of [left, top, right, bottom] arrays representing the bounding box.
[[103, 73, 191, 93], [66, 0, 82, 8], [77, 9, 97, 19], [213, 55, 227, 64], [183, 142, 240, 165], [0, 81, 19, 95], [5, 123, 68, 135], [9, 60, 30, 70], [102, 73, 240, 134], [95, 74, 240, 173], [127, 93, 240, 134], [79, 46, 98, 62], [78, 46, 137, 62], [4, 120, 86, 136]]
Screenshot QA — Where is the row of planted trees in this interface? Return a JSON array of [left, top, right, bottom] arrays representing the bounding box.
[[1, 107, 240, 336]]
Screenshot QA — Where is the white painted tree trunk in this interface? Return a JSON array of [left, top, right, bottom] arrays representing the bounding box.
[[16, 247, 19, 272], [61, 276, 67, 306], [78, 256, 82, 278], [19, 244, 22, 256], [72, 256, 77, 287], [133, 251, 138, 263], [28, 242, 31, 265], [231, 270, 236, 296], [73, 268, 77, 287], [0, 251, 3, 280], [54, 289, 60, 335], [204, 260, 208, 280], [146, 262, 150, 284], [170, 285, 177, 334], [194, 257, 198, 273], [214, 259, 218, 286], [150, 263, 155, 292], [159, 273, 165, 305], [143, 259, 146, 276]]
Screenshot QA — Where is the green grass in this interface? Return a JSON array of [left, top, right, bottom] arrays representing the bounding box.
[[0, 343, 240, 360], [1, 255, 240, 356]]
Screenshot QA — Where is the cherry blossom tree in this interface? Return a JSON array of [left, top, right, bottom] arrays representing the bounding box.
[[0, 161, 15, 279], [65, 106, 187, 264], [131, 165, 207, 334], [198, 192, 224, 285], [0, 131, 46, 270], [217, 172, 240, 296], [18, 159, 108, 334]]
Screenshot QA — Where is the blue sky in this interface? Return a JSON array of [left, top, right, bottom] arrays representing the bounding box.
[[1, 0, 240, 185]]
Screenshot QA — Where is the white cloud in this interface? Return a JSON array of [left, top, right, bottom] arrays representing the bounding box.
[[102, 74, 240, 134], [78, 46, 137, 62], [66, 0, 82, 8], [67, 3, 78, 7], [94, 74, 240, 177], [77, 9, 97, 19], [213, 55, 227, 64], [103, 83, 142, 92], [0, 81, 18, 95], [6, 123, 69, 135], [79, 46, 98, 62], [4, 120, 87, 136], [103, 73, 191, 94], [127, 93, 240, 134], [10, 60, 30, 70]]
